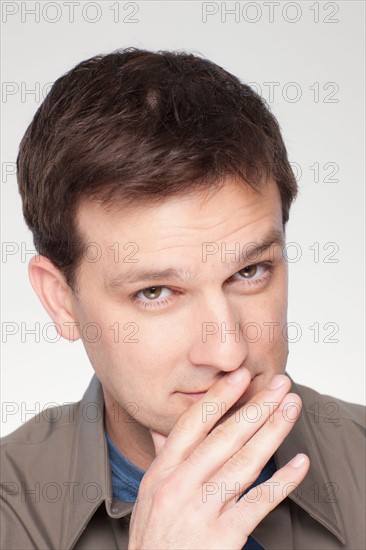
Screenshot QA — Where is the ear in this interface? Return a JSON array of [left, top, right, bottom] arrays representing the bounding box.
[[28, 255, 81, 341]]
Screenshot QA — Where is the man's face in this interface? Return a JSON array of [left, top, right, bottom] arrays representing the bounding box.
[[72, 177, 288, 437]]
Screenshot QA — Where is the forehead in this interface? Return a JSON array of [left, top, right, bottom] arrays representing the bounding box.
[[78, 178, 281, 238], [76, 178, 283, 281]]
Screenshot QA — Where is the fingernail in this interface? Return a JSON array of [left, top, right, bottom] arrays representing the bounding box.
[[267, 374, 287, 390], [226, 367, 246, 384], [289, 453, 307, 468]]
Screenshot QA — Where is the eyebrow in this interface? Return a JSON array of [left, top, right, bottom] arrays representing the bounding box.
[[104, 227, 285, 289]]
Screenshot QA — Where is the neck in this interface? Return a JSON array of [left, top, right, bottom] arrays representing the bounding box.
[[103, 390, 156, 472]]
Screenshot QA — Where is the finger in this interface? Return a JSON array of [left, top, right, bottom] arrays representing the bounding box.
[[165, 374, 292, 485], [207, 393, 302, 508], [223, 453, 310, 536], [148, 367, 252, 472], [150, 429, 168, 455]]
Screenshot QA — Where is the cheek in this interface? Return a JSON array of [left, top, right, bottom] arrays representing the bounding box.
[[77, 292, 178, 379], [99, 319, 177, 396], [240, 269, 288, 353]]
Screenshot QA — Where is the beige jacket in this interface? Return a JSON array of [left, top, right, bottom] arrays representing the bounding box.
[[1, 373, 365, 549]]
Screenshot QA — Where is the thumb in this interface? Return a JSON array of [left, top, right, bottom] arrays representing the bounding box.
[[149, 429, 168, 456]]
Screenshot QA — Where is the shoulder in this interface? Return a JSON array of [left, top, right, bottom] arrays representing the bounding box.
[[0, 399, 81, 481], [289, 377, 365, 489], [0, 400, 84, 548], [0, 374, 106, 549], [292, 379, 365, 430]]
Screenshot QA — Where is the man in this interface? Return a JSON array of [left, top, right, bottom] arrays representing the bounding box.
[[1, 47, 364, 549]]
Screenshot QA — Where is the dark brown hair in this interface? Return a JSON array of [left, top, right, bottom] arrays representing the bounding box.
[[17, 47, 298, 295]]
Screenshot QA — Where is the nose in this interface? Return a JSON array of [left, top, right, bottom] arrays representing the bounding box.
[[187, 293, 249, 374]]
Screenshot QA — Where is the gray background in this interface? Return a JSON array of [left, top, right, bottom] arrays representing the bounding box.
[[1, 0, 365, 436]]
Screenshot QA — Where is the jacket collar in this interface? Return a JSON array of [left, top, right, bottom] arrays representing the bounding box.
[[63, 374, 134, 549], [64, 372, 346, 548], [274, 373, 346, 544]]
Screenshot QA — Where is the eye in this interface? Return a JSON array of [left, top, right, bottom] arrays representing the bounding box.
[[130, 262, 274, 310], [229, 262, 273, 285], [140, 287, 166, 300], [238, 264, 259, 278], [131, 286, 174, 309]]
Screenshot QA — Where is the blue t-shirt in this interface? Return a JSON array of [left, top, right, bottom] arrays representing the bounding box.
[[105, 431, 277, 549], [105, 431, 145, 502]]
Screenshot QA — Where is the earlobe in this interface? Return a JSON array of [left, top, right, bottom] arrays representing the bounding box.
[[28, 255, 81, 341]]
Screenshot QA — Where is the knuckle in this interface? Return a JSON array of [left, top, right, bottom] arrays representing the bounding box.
[[173, 412, 193, 436], [152, 477, 181, 508], [209, 424, 232, 447], [232, 447, 263, 487], [152, 485, 171, 508], [238, 446, 257, 474], [229, 451, 250, 476], [185, 446, 206, 469], [233, 501, 254, 530], [137, 474, 155, 497]]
